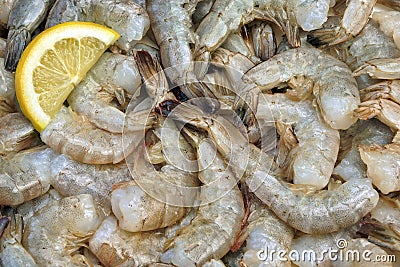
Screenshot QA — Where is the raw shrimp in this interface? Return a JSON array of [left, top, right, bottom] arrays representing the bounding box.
[[195, 0, 330, 60], [256, 93, 340, 189], [0, 113, 39, 155], [362, 195, 400, 252], [333, 119, 393, 181], [111, 119, 199, 232], [307, 0, 376, 46], [239, 195, 294, 267], [0, 146, 55, 206], [240, 47, 360, 130], [4, 0, 56, 71], [146, 0, 199, 86], [0, 57, 16, 116], [170, 102, 379, 234], [161, 131, 244, 267], [359, 137, 400, 194], [22, 194, 101, 267], [354, 80, 400, 130], [0, 208, 38, 267], [50, 153, 133, 216], [0, 216, 8, 239], [202, 260, 226, 267], [40, 105, 154, 164], [352, 5, 400, 79], [67, 52, 141, 133], [89, 216, 167, 267], [45, 0, 150, 53]]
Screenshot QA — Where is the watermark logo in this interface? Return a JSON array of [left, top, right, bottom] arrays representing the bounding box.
[[256, 238, 396, 264]]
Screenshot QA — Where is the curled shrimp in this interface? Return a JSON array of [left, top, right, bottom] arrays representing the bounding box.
[[22, 194, 101, 267], [161, 130, 244, 267], [4, 0, 56, 71], [256, 93, 340, 189], [0, 146, 55, 206], [240, 47, 360, 130], [50, 153, 133, 216], [307, 0, 376, 46], [195, 0, 331, 60], [111, 118, 199, 232], [45, 0, 150, 53], [170, 102, 379, 234], [67, 52, 141, 133]]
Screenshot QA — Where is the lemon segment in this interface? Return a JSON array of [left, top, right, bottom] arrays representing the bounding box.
[[16, 21, 120, 132]]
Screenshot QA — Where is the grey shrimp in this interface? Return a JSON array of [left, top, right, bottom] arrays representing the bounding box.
[[5, 0, 56, 71], [22, 194, 101, 267], [50, 153, 133, 216], [0, 57, 16, 116], [46, 0, 150, 53], [111, 118, 199, 232], [0, 146, 56, 206], [256, 93, 340, 189], [170, 102, 379, 234], [40, 105, 154, 164], [307, 0, 377, 46], [0, 0, 15, 34], [240, 47, 360, 130], [195, 0, 331, 60], [161, 130, 245, 266]]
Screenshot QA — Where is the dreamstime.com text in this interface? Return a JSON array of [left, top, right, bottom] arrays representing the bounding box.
[[257, 239, 396, 263]]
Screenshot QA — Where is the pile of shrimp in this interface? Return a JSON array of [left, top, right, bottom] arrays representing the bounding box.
[[1, 0, 400, 266]]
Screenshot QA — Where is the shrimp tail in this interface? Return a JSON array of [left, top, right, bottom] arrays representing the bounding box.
[[5, 28, 31, 71]]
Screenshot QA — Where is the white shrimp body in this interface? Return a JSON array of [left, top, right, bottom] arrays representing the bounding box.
[[0, 57, 16, 116], [22, 194, 102, 267], [161, 135, 245, 267], [242, 47, 360, 130], [50, 153, 133, 216], [67, 52, 141, 133], [333, 119, 393, 181], [45, 0, 150, 52], [256, 93, 340, 189], [40, 106, 153, 164], [240, 196, 294, 267], [0, 146, 55, 206]]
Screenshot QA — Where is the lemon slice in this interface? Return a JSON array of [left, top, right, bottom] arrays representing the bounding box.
[[16, 21, 120, 132]]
